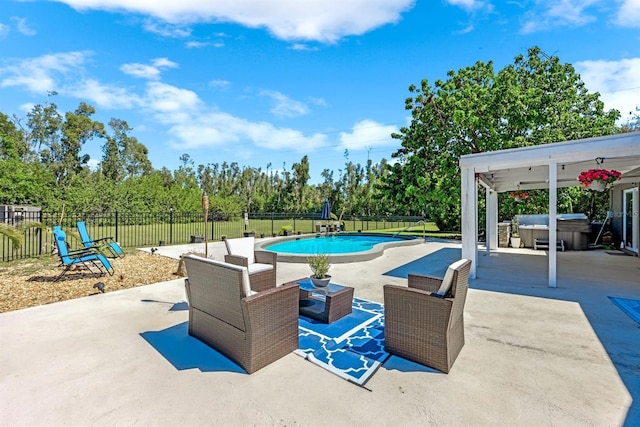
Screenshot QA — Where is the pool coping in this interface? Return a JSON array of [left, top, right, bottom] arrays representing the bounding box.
[[255, 232, 425, 263]]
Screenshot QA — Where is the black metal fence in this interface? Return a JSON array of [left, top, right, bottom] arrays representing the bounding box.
[[1, 211, 424, 262]]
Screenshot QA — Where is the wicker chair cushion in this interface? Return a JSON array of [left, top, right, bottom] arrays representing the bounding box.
[[248, 263, 273, 274], [225, 237, 255, 264], [436, 258, 468, 296], [241, 266, 255, 297]]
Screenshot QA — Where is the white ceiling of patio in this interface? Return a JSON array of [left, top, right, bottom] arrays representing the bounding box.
[[462, 132, 640, 192]]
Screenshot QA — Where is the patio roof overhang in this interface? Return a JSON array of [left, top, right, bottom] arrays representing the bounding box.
[[459, 132, 640, 287]]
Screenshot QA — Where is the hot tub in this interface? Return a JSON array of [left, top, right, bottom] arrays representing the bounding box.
[[516, 214, 591, 250]]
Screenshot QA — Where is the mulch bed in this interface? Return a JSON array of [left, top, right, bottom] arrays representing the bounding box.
[[0, 251, 183, 313]]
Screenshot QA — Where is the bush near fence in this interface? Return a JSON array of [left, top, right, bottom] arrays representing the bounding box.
[[1, 211, 425, 262]]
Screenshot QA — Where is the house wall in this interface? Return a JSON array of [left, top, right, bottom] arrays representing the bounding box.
[[611, 183, 640, 256]]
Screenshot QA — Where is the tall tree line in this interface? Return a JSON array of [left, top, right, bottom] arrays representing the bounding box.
[[0, 96, 389, 217]]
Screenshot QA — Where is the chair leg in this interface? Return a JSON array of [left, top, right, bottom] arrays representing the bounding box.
[[54, 265, 72, 282]]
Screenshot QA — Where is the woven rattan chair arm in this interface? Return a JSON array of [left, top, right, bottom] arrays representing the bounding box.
[[407, 274, 443, 293], [242, 282, 299, 330], [254, 250, 277, 265], [384, 284, 453, 310], [225, 254, 249, 267]]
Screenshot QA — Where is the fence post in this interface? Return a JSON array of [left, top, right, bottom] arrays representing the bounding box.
[[115, 211, 119, 244], [38, 210, 43, 256], [271, 212, 274, 236], [169, 208, 174, 244]]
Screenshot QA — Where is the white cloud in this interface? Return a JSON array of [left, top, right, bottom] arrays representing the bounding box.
[[51, 0, 415, 42], [338, 120, 399, 151], [445, 0, 488, 11], [120, 57, 177, 79], [19, 103, 35, 113], [142, 20, 191, 37], [11, 17, 36, 36], [615, 0, 640, 27], [209, 79, 231, 89], [0, 23, 9, 39], [144, 82, 203, 124], [576, 57, 640, 123], [309, 97, 328, 107], [519, 0, 608, 33], [260, 90, 310, 118], [289, 43, 319, 51], [87, 158, 100, 171], [63, 78, 142, 109], [185, 40, 225, 48], [165, 111, 328, 152], [0, 51, 89, 93]]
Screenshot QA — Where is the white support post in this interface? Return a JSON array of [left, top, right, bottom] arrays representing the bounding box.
[[461, 167, 478, 278], [487, 189, 498, 251], [548, 162, 557, 288]]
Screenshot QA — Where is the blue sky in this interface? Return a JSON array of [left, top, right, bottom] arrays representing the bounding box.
[[1, 0, 639, 182]]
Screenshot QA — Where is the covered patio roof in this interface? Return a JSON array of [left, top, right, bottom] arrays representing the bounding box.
[[459, 131, 640, 286]]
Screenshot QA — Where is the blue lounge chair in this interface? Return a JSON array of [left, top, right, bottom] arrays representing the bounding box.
[[53, 226, 115, 282], [76, 221, 124, 258]]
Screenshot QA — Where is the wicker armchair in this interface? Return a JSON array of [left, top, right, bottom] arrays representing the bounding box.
[[184, 255, 299, 374], [383, 259, 472, 373], [224, 237, 277, 292]]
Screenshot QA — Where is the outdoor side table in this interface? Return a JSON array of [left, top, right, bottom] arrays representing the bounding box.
[[285, 278, 354, 323]]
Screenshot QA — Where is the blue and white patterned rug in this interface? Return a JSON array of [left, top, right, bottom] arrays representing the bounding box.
[[609, 297, 640, 325], [295, 297, 389, 386]]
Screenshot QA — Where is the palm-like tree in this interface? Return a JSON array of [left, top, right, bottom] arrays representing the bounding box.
[[0, 221, 49, 252]]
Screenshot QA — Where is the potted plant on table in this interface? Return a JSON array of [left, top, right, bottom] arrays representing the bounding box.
[[308, 253, 331, 287]]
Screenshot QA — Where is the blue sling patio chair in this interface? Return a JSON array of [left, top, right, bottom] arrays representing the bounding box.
[[76, 221, 124, 258], [52, 226, 115, 282]]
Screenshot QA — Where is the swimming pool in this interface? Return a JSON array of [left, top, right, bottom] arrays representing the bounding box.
[[257, 233, 422, 263]]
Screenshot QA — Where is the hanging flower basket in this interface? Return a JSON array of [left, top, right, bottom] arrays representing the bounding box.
[[509, 191, 529, 202], [577, 169, 622, 192]]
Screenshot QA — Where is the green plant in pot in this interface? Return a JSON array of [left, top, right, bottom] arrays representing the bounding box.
[[308, 253, 331, 287], [280, 224, 293, 236]]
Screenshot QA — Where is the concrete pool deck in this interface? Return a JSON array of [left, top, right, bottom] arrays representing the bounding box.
[[1, 239, 639, 426]]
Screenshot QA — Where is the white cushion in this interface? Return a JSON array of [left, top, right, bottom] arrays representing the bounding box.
[[224, 237, 255, 265], [436, 259, 468, 296], [241, 267, 255, 297], [248, 263, 273, 274]]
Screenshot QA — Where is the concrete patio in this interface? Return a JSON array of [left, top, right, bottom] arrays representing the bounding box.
[[1, 240, 638, 426]]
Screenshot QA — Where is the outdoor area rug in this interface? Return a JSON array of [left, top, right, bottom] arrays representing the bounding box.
[[295, 297, 389, 386], [608, 297, 640, 325]]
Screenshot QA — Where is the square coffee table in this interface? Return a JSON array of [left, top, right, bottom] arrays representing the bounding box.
[[285, 278, 354, 323]]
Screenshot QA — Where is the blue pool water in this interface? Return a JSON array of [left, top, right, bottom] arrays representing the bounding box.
[[264, 233, 415, 255]]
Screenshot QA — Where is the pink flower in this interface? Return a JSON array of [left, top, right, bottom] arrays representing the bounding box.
[[577, 168, 622, 187]]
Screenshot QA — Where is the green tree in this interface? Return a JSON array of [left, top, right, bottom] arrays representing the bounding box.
[[102, 118, 151, 181], [59, 102, 106, 184], [0, 112, 27, 161], [380, 47, 620, 231]]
